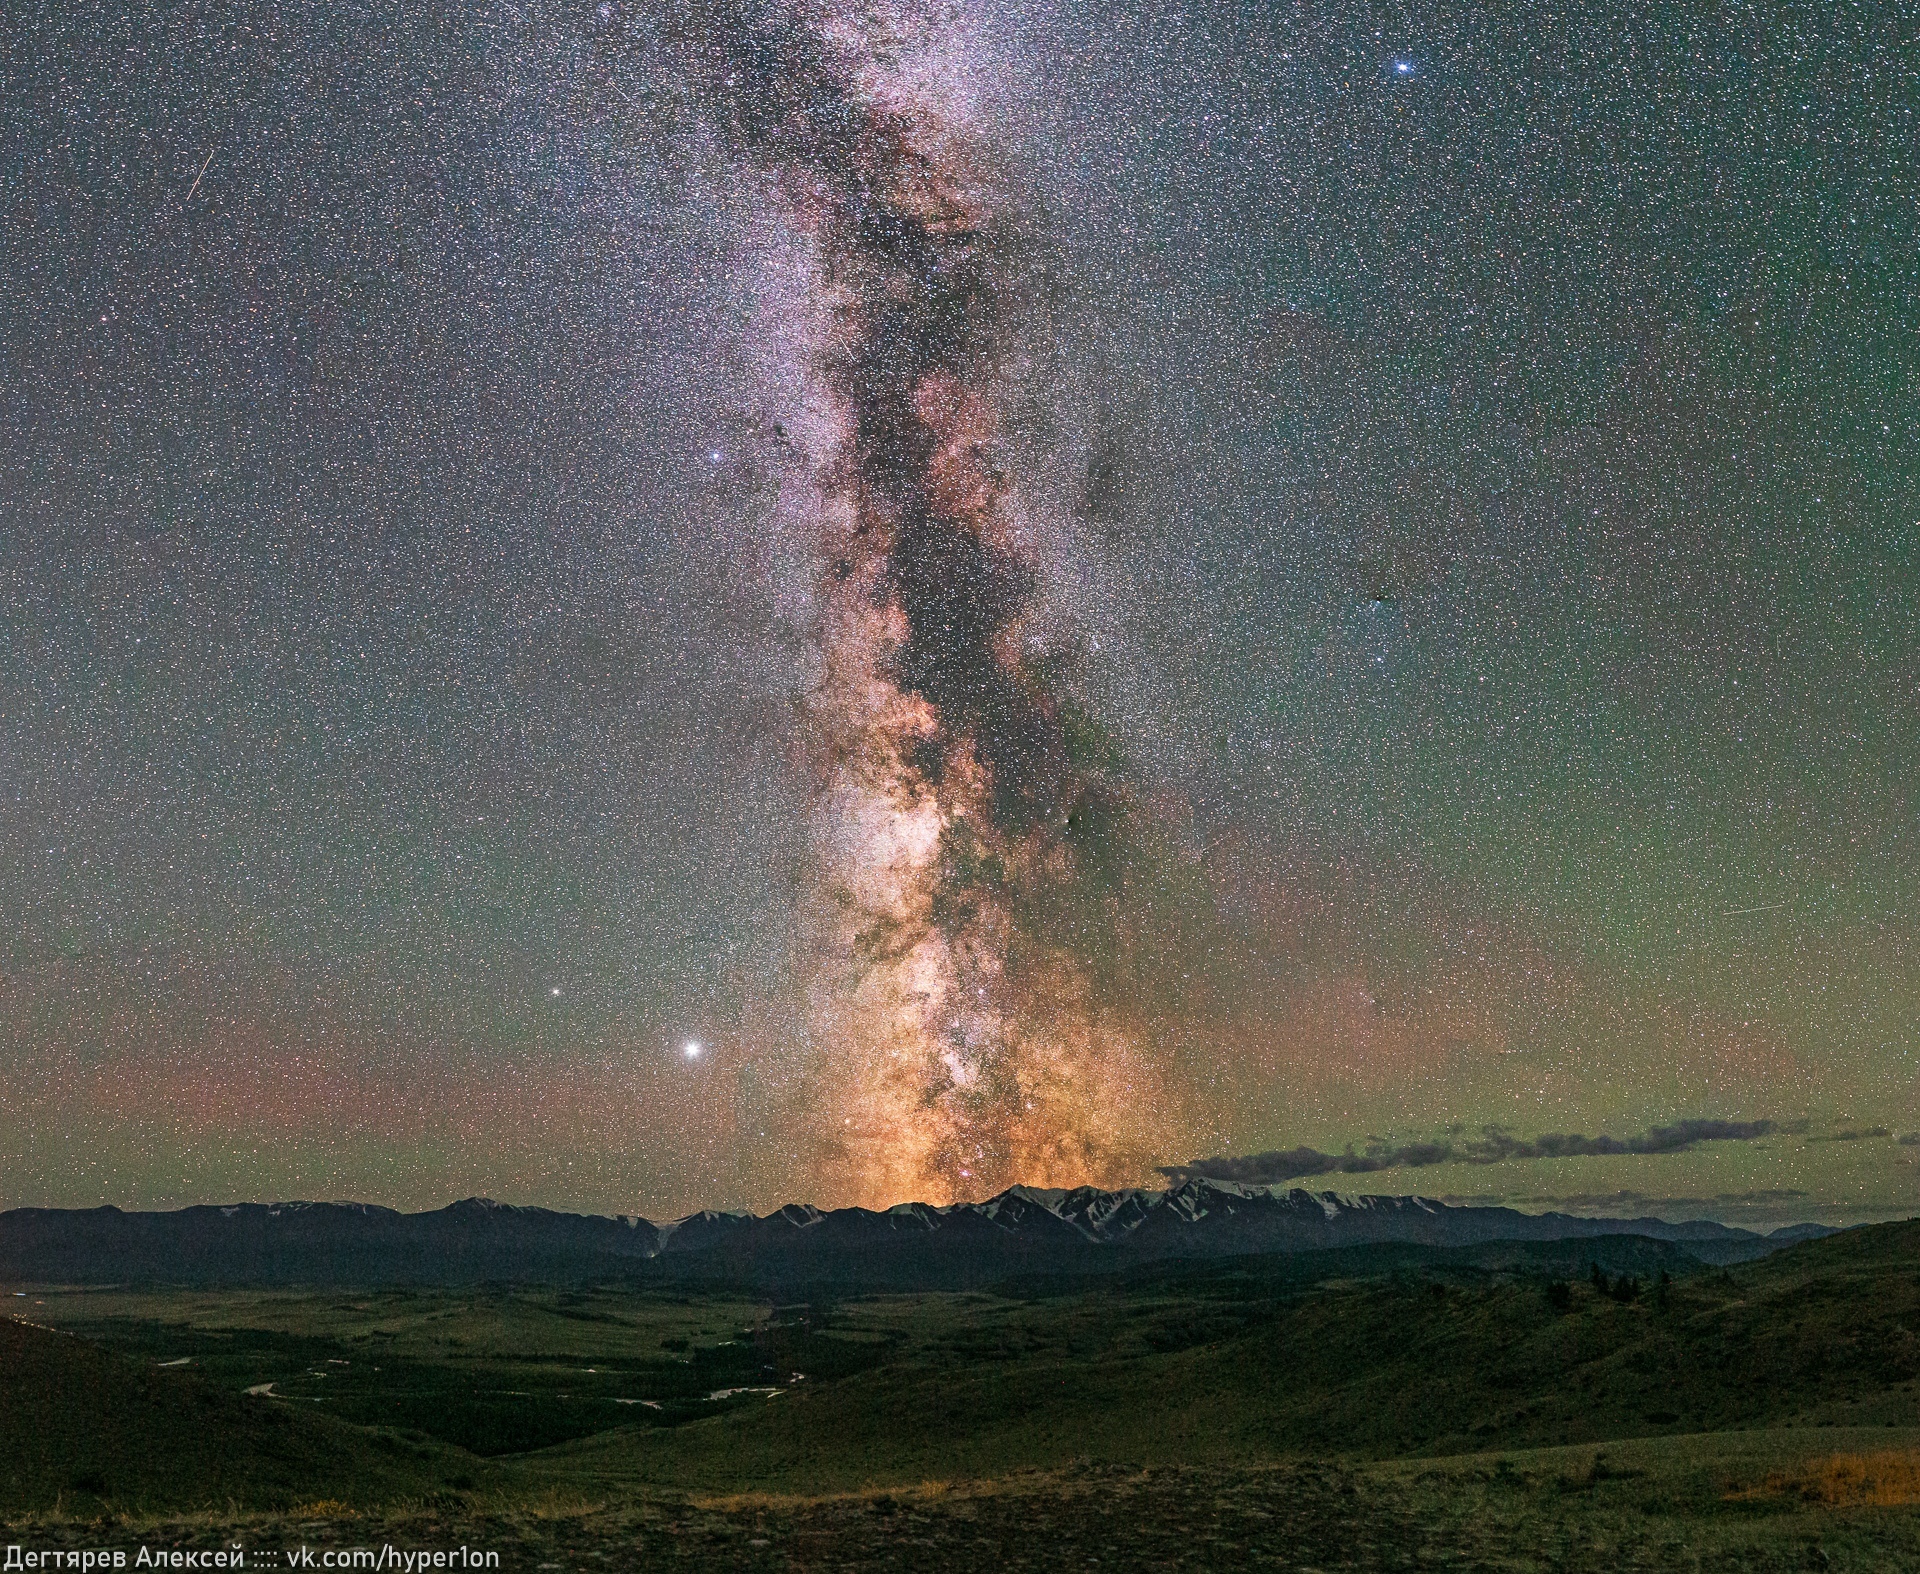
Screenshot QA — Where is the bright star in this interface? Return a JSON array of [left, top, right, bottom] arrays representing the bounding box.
[[550, 987, 561, 997], [1394, 59, 1415, 74], [684, 1041, 702, 1059]]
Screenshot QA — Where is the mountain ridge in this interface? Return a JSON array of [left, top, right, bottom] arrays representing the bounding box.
[[0, 1179, 1845, 1288]]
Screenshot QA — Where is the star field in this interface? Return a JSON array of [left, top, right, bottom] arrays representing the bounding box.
[[0, 1, 1913, 1222]]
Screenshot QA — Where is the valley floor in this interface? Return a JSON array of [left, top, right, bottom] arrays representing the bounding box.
[[10, 1222, 1920, 1569]]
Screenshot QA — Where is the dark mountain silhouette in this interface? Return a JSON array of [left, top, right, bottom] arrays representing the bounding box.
[[0, 1180, 1838, 1290], [0, 1198, 660, 1286]]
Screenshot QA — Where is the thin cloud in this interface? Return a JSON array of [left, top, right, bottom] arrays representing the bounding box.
[[1807, 1126, 1890, 1143], [1450, 1189, 1814, 1211], [1159, 1119, 1802, 1186]]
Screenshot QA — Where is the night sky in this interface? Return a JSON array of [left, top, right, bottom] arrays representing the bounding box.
[[2, 1, 1914, 1224]]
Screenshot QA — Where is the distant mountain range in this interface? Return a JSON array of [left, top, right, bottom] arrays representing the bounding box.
[[0, 1181, 1840, 1290]]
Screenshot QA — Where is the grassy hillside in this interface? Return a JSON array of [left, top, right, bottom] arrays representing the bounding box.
[[538, 1220, 1920, 1493], [0, 1317, 467, 1515], [7, 1218, 1919, 1569]]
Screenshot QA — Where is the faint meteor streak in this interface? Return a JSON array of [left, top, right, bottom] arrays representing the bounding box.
[[183, 148, 214, 206]]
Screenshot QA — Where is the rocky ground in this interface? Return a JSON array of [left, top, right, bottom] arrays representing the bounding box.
[[10, 1462, 1916, 1573]]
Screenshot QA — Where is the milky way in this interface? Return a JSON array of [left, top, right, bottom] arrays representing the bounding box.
[[2, 1, 1912, 1223], [622, 0, 1173, 1204]]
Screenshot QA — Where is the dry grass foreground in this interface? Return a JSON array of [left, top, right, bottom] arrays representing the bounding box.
[[1733, 1449, 1920, 1508], [9, 1455, 1920, 1572]]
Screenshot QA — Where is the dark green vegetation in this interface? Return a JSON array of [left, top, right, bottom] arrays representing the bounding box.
[[529, 1222, 1920, 1491], [2, 1286, 797, 1468], [0, 1319, 457, 1515], [6, 1222, 1920, 1568]]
